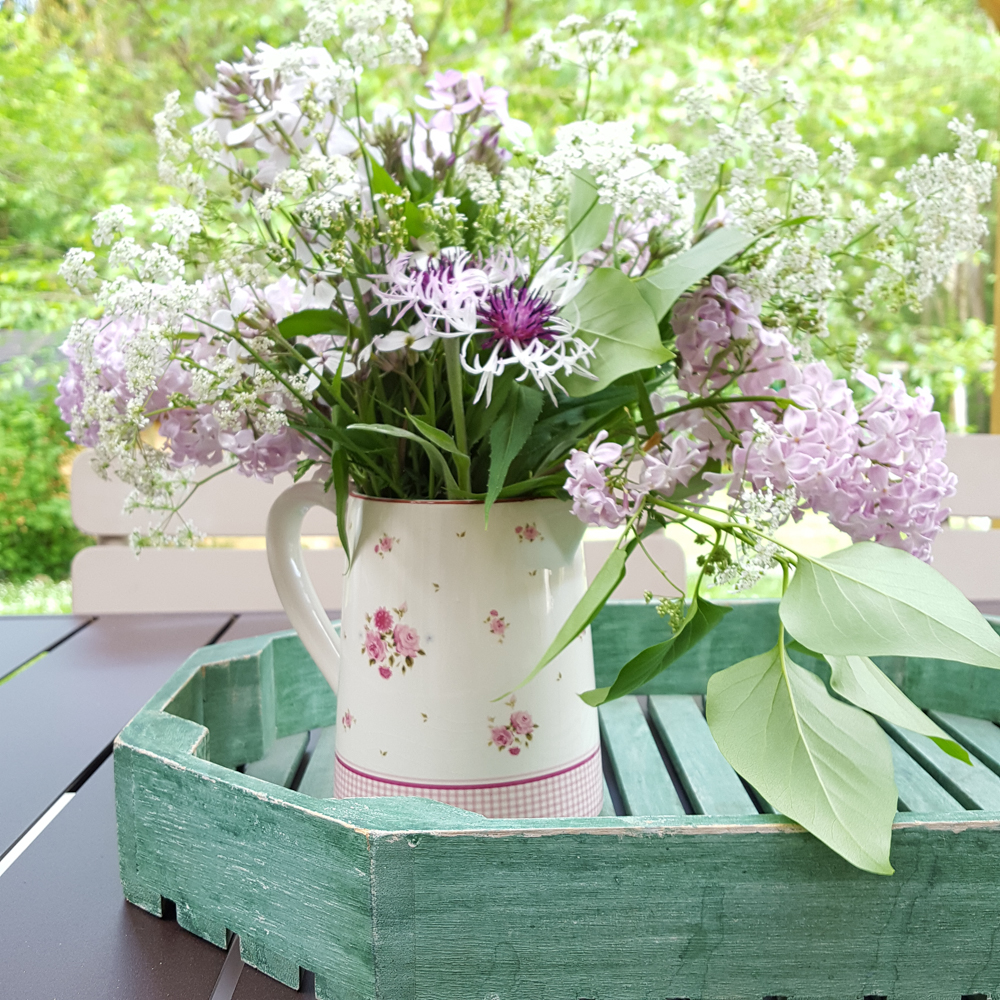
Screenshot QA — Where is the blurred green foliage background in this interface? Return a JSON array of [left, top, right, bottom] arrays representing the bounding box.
[[1, 0, 999, 601]]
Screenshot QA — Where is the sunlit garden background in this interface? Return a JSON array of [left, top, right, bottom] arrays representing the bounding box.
[[3, 0, 1000, 612]]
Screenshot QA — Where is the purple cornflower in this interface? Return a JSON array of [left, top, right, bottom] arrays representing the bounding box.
[[478, 284, 560, 351]]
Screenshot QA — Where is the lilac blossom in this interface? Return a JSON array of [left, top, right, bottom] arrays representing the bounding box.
[[564, 431, 640, 528], [732, 365, 955, 561]]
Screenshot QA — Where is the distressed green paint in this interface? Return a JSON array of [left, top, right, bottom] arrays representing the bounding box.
[[244, 731, 310, 788], [115, 604, 1000, 998], [888, 738, 962, 814], [649, 695, 756, 816], [599, 697, 684, 816], [297, 726, 338, 800]]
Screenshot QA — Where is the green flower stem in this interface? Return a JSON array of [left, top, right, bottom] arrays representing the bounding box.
[[444, 338, 471, 492], [633, 372, 659, 438], [652, 395, 797, 422]]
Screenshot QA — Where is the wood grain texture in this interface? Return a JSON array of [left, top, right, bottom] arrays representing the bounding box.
[[365, 815, 1000, 999], [889, 737, 963, 814], [649, 695, 757, 816], [244, 732, 310, 788], [0, 613, 230, 857], [297, 726, 338, 800], [110, 606, 1000, 999], [0, 614, 90, 681], [0, 758, 228, 1000], [930, 710, 1000, 778], [598, 697, 685, 816], [884, 721, 1000, 810]]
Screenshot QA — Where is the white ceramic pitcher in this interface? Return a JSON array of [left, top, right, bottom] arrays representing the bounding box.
[[266, 487, 603, 818]]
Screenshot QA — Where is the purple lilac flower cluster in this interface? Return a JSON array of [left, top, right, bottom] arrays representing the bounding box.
[[56, 278, 309, 482], [565, 275, 956, 562]]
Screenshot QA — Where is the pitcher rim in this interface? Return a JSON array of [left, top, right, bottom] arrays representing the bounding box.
[[348, 490, 568, 506]]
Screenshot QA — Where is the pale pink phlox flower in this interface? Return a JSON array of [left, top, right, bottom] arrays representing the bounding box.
[[416, 70, 531, 140]]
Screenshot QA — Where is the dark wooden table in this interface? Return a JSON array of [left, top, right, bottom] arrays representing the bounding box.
[[0, 611, 313, 1000]]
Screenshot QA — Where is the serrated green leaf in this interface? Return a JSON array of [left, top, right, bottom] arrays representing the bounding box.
[[561, 268, 672, 397], [635, 226, 755, 322], [825, 653, 971, 764], [486, 384, 544, 518], [706, 643, 897, 874], [276, 309, 347, 339], [564, 169, 614, 259], [581, 596, 731, 706], [503, 546, 629, 697], [780, 543, 1000, 669]]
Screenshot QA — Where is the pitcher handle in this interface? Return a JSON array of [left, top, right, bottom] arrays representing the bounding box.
[[266, 480, 343, 694]]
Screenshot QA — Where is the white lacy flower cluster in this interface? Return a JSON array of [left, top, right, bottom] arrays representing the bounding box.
[[680, 71, 995, 340], [525, 11, 639, 80], [498, 120, 688, 269]]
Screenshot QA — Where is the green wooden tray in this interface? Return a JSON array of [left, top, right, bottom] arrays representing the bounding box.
[[115, 601, 1000, 999]]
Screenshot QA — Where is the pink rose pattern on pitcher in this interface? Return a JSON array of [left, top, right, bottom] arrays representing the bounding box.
[[362, 603, 425, 678], [487, 696, 537, 755], [514, 523, 543, 542], [373, 534, 398, 557], [484, 609, 508, 642], [341, 710, 355, 730]]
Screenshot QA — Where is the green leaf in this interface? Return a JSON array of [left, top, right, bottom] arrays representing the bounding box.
[[825, 653, 971, 764], [485, 384, 544, 518], [503, 546, 629, 697], [329, 448, 352, 564], [405, 412, 463, 455], [366, 156, 403, 197], [786, 638, 824, 661], [406, 411, 471, 492], [581, 596, 731, 706], [564, 169, 614, 259], [347, 423, 463, 498], [276, 309, 347, 339], [706, 643, 897, 874], [635, 226, 755, 322], [561, 268, 672, 397], [780, 542, 1000, 669]]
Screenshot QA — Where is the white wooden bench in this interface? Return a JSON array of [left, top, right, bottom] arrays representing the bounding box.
[[69, 451, 686, 614], [933, 433, 1000, 601]]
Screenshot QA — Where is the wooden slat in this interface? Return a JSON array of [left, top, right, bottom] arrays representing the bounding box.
[[0, 615, 90, 681], [584, 533, 685, 600], [599, 779, 616, 817], [223, 612, 294, 642], [941, 433, 1000, 517], [930, 710, 1000, 777], [71, 450, 337, 536], [72, 546, 346, 615], [883, 721, 1000, 810], [296, 726, 338, 800], [598, 698, 685, 816], [0, 613, 230, 857], [244, 732, 310, 788], [648, 695, 757, 816], [889, 737, 963, 813], [0, 758, 227, 1000]]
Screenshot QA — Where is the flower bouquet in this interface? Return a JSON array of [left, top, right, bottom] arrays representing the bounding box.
[[58, 1, 1000, 866]]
